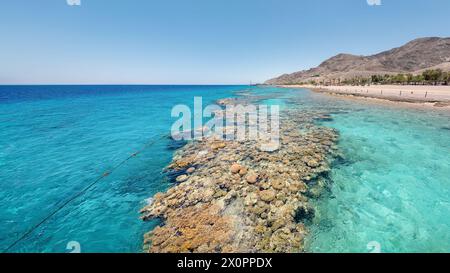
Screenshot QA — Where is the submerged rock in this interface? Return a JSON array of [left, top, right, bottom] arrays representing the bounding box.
[[259, 190, 276, 202], [186, 167, 196, 174], [230, 163, 242, 174], [246, 172, 258, 184], [141, 97, 339, 253], [270, 179, 285, 190], [239, 167, 248, 176], [175, 174, 189, 183]]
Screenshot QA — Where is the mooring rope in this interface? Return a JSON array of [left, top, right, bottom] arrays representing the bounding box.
[[3, 134, 167, 253]]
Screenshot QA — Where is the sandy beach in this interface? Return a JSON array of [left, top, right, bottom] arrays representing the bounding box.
[[281, 84, 450, 103]]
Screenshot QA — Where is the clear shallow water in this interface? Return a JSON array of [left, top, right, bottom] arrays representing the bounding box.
[[284, 89, 450, 253], [0, 85, 449, 253]]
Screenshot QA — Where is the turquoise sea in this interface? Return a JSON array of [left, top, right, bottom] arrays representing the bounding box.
[[0, 85, 449, 253]]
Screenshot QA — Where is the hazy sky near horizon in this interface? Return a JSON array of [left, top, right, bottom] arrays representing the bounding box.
[[1, 0, 450, 84]]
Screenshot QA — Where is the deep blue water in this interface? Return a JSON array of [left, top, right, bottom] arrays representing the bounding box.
[[0, 85, 244, 252], [0, 85, 449, 253]]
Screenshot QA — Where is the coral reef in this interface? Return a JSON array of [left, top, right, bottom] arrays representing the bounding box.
[[141, 96, 340, 253]]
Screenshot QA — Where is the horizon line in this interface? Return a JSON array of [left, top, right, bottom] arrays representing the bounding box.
[[0, 83, 258, 86]]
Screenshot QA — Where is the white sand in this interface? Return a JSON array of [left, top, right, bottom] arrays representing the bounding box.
[[282, 84, 450, 102]]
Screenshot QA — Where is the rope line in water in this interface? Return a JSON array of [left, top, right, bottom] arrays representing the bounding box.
[[3, 134, 167, 253]]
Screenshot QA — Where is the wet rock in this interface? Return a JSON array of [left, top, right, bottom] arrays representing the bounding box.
[[144, 204, 236, 253], [230, 163, 242, 174], [259, 190, 276, 202], [239, 167, 248, 176], [306, 158, 319, 168], [271, 179, 285, 190], [258, 142, 280, 152], [201, 188, 215, 202], [289, 181, 307, 193], [246, 173, 258, 184], [213, 189, 227, 198], [176, 175, 189, 183], [254, 225, 266, 234], [186, 167, 196, 174], [211, 142, 226, 150], [260, 182, 271, 190], [271, 219, 287, 231], [244, 192, 258, 206]]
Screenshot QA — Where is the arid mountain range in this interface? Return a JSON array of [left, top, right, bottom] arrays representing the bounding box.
[[266, 37, 450, 84]]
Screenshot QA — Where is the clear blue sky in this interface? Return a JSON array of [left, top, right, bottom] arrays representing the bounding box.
[[1, 0, 449, 84]]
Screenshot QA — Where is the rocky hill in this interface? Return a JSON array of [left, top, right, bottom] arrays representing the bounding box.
[[266, 37, 450, 84]]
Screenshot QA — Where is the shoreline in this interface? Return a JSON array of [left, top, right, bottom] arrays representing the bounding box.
[[139, 85, 450, 253], [278, 84, 450, 111]]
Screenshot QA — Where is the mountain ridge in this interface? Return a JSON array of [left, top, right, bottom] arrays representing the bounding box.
[[266, 37, 450, 84]]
